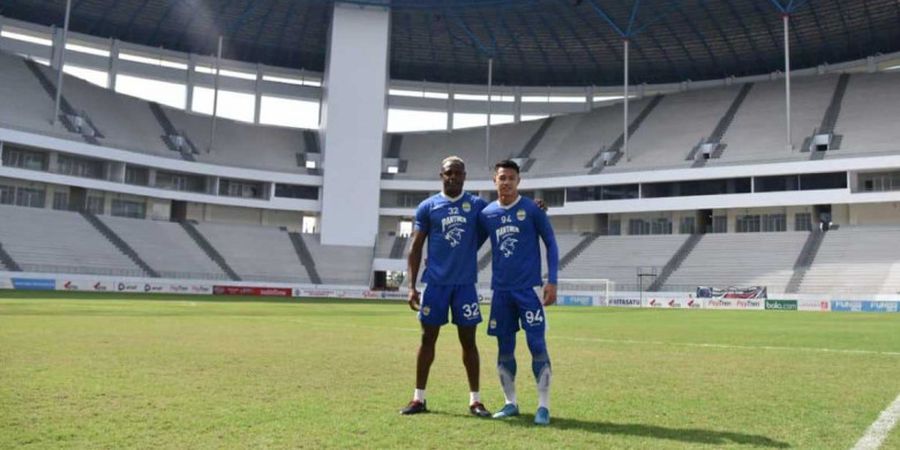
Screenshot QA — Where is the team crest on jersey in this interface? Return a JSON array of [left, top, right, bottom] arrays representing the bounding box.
[[444, 227, 465, 247], [499, 237, 518, 257], [422, 306, 431, 316], [489, 319, 497, 329], [516, 209, 526, 221], [462, 201, 471, 213]]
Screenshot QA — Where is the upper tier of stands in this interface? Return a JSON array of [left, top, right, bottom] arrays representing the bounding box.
[[0, 51, 314, 173]]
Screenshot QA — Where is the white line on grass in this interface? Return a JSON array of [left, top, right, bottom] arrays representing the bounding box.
[[852, 394, 900, 450], [551, 336, 900, 357], [240, 316, 900, 357]]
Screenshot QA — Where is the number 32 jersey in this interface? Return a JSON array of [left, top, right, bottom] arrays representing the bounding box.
[[414, 192, 487, 286]]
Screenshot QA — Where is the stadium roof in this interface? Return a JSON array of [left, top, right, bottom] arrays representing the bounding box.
[[2, 0, 899, 86]]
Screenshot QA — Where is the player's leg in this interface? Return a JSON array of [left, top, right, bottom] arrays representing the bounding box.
[[450, 285, 490, 417], [401, 285, 450, 415], [515, 288, 552, 425], [488, 290, 521, 418]]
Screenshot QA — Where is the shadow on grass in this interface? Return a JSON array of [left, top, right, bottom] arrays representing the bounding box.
[[434, 411, 790, 448]]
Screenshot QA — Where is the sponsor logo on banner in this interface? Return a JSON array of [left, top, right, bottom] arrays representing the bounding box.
[[706, 299, 734, 309], [362, 290, 380, 299], [190, 284, 212, 294], [765, 299, 798, 311], [168, 284, 190, 293], [92, 281, 111, 291], [735, 299, 763, 309], [831, 300, 863, 312], [213, 285, 292, 297], [648, 298, 683, 308], [12, 278, 56, 290], [559, 295, 592, 306], [686, 298, 701, 308], [144, 283, 164, 293], [861, 301, 899, 313], [798, 300, 829, 311], [380, 291, 407, 300], [609, 297, 641, 307], [117, 282, 140, 292], [62, 280, 81, 291]]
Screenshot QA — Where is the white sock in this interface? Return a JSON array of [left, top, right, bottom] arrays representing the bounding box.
[[413, 388, 426, 402], [536, 366, 551, 409], [499, 367, 517, 406], [470, 391, 481, 405]]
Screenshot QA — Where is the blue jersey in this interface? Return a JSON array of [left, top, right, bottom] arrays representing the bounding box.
[[414, 192, 488, 286], [479, 196, 559, 290]]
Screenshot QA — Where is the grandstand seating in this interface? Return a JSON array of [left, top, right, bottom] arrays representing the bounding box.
[[661, 232, 808, 292], [0, 204, 144, 276], [715, 75, 838, 161], [799, 226, 900, 295], [559, 234, 688, 290], [301, 234, 372, 285], [625, 86, 737, 167], [837, 73, 900, 154], [0, 52, 64, 139], [193, 222, 311, 283], [101, 215, 227, 280]]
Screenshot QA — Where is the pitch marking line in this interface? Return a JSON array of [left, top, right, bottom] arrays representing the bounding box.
[[553, 336, 900, 357], [852, 394, 900, 450]]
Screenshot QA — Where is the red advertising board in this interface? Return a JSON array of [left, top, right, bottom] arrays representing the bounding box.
[[213, 285, 292, 297]]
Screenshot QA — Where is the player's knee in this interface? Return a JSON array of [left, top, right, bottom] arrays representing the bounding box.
[[421, 326, 440, 346]]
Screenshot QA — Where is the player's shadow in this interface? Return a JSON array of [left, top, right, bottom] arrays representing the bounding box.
[[503, 415, 791, 448]]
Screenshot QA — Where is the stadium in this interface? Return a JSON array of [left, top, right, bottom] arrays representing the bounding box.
[[0, 0, 898, 448]]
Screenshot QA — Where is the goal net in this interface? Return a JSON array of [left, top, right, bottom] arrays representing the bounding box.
[[556, 278, 615, 306]]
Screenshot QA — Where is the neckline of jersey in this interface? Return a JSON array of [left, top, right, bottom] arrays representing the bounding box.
[[497, 195, 522, 210]]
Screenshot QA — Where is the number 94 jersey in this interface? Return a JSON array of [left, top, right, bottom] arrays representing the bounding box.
[[414, 192, 487, 285]]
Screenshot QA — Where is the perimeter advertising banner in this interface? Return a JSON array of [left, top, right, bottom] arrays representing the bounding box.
[[213, 286, 292, 297], [832, 300, 900, 313], [11, 277, 56, 290], [765, 299, 798, 311]]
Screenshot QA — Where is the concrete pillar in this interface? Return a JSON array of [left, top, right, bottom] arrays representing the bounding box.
[[108, 39, 119, 90], [319, 2, 390, 246]]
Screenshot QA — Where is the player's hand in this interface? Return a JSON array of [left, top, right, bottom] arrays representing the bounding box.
[[542, 283, 557, 306], [534, 198, 548, 212], [408, 288, 421, 311]]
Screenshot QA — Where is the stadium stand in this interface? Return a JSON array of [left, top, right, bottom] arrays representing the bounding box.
[[661, 232, 809, 292], [837, 72, 900, 154], [798, 226, 900, 295], [0, 204, 145, 276], [193, 222, 311, 283], [559, 234, 689, 289], [0, 53, 64, 139], [101, 215, 228, 280], [301, 234, 372, 285]]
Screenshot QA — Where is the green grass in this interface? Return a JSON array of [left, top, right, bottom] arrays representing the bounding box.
[[1, 291, 899, 449]]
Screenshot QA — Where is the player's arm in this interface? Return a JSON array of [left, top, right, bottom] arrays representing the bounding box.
[[407, 230, 427, 311], [535, 206, 559, 306], [407, 202, 430, 311]]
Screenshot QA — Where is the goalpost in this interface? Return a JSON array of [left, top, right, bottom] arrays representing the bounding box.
[[556, 278, 615, 306]]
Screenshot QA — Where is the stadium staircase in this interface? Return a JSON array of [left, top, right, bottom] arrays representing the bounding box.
[[587, 94, 665, 173], [388, 235, 409, 259], [784, 230, 825, 294], [179, 221, 241, 281], [0, 241, 22, 272], [477, 249, 492, 271], [558, 233, 601, 271], [648, 233, 704, 291], [287, 231, 323, 284], [688, 83, 754, 167], [301, 130, 323, 175], [23, 59, 103, 145], [516, 117, 556, 172], [148, 102, 199, 161], [805, 73, 850, 160], [80, 211, 160, 277]]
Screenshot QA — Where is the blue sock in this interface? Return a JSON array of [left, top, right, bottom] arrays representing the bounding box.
[[527, 330, 552, 409]]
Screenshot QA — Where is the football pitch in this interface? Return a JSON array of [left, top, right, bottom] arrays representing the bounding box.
[[1, 292, 898, 449]]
